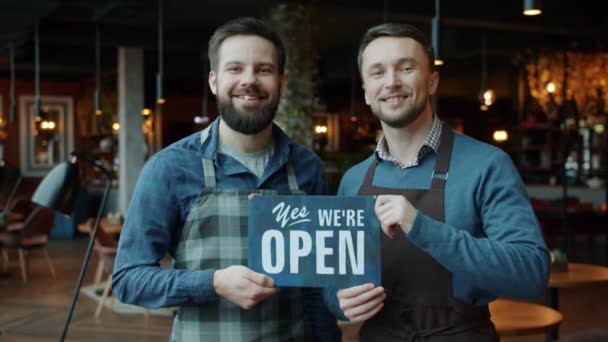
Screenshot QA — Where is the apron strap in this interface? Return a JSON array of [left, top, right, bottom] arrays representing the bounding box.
[[202, 158, 216, 188], [286, 162, 300, 191], [361, 158, 379, 188], [431, 123, 455, 190]]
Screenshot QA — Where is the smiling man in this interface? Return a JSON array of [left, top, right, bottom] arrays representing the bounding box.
[[112, 17, 340, 341], [324, 23, 550, 341]]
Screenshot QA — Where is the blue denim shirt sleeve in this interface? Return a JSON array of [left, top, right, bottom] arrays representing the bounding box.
[[112, 155, 217, 308]]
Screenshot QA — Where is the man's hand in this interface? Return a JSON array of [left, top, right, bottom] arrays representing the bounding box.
[[337, 283, 385, 322], [213, 265, 278, 310], [375, 195, 417, 237]]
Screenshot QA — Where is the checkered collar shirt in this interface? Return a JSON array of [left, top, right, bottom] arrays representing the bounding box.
[[376, 115, 443, 169]]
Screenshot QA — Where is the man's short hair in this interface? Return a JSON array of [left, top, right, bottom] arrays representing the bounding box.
[[208, 17, 286, 74], [357, 23, 435, 75]]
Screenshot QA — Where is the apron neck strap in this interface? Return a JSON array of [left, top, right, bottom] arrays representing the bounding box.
[[430, 123, 454, 190], [286, 162, 299, 192], [362, 158, 379, 189], [202, 158, 216, 188]]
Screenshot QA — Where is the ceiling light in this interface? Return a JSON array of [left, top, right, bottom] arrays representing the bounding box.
[[493, 130, 508, 142], [523, 0, 542, 16], [94, 24, 102, 116], [156, 0, 165, 105], [431, 0, 443, 67]]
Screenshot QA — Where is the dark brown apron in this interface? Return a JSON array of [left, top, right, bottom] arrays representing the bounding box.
[[358, 124, 498, 342]]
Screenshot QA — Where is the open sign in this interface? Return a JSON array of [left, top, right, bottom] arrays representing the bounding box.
[[248, 195, 381, 288]]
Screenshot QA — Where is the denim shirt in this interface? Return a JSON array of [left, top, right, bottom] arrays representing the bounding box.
[[112, 118, 339, 340]]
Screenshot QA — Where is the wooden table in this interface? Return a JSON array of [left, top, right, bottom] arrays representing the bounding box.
[[549, 262, 608, 288], [339, 298, 562, 339], [77, 218, 122, 235], [490, 298, 562, 337], [546, 262, 608, 340]]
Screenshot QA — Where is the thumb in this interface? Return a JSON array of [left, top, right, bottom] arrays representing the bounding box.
[[247, 271, 275, 288]]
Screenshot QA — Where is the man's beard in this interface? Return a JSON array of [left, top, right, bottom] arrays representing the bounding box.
[[371, 96, 426, 129], [219, 88, 279, 135]]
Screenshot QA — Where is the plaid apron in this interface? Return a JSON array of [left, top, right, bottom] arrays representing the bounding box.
[[170, 151, 309, 342]]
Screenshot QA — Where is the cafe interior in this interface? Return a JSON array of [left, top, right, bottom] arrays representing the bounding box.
[[1, 0, 608, 341]]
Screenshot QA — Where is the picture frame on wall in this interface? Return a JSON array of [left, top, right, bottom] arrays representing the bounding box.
[[19, 95, 74, 177]]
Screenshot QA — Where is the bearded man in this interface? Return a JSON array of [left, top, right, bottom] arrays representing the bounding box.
[[113, 17, 340, 342]]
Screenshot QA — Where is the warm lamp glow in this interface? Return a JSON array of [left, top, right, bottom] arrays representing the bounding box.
[[434, 59, 444, 66], [95, 109, 103, 115], [40, 120, 56, 130], [156, 98, 166, 104], [142, 108, 152, 116], [483, 89, 495, 106], [523, 9, 541, 16], [314, 125, 328, 134], [112, 123, 120, 131], [546, 82, 556, 94], [480, 104, 489, 111], [493, 130, 508, 142], [594, 124, 605, 134], [483, 90, 493, 101]]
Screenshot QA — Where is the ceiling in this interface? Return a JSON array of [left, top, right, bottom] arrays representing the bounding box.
[[1, 0, 607, 90]]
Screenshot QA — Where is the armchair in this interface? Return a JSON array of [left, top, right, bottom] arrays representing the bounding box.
[[0, 205, 56, 282]]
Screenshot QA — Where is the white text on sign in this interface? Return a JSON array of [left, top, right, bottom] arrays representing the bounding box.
[[261, 202, 366, 276]]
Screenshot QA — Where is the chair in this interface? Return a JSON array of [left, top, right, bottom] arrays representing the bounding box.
[[0, 206, 56, 282], [0, 163, 22, 213], [85, 218, 148, 319]]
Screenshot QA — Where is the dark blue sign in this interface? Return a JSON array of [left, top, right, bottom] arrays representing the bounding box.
[[248, 195, 381, 288]]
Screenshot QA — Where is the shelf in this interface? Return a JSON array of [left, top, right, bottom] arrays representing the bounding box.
[[523, 167, 557, 172], [521, 124, 552, 130], [521, 145, 551, 151]]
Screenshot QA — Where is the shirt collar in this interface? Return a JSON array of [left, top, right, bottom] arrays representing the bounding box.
[[197, 117, 294, 165], [375, 115, 443, 169]]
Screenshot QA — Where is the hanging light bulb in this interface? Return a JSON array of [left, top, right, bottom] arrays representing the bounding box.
[[194, 52, 210, 125], [350, 62, 358, 122], [9, 43, 16, 123], [493, 130, 508, 142], [546, 82, 556, 94], [432, 0, 444, 66], [34, 20, 41, 117], [156, 0, 165, 105], [201, 52, 209, 119], [523, 0, 542, 16], [483, 89, 495, 106], [479, 33, 494, 111], [95, 24, 103, 115]]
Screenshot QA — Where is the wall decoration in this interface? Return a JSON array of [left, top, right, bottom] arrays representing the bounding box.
[[19, 95, 74, 177]]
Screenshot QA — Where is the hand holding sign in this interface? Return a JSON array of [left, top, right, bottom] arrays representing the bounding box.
[[375, 195, 418, 237], [338, 283, 386, 322], [213, 265, 278, 309]]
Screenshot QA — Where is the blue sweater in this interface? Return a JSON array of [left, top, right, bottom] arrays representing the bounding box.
[[326, 132, 550, 318]]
